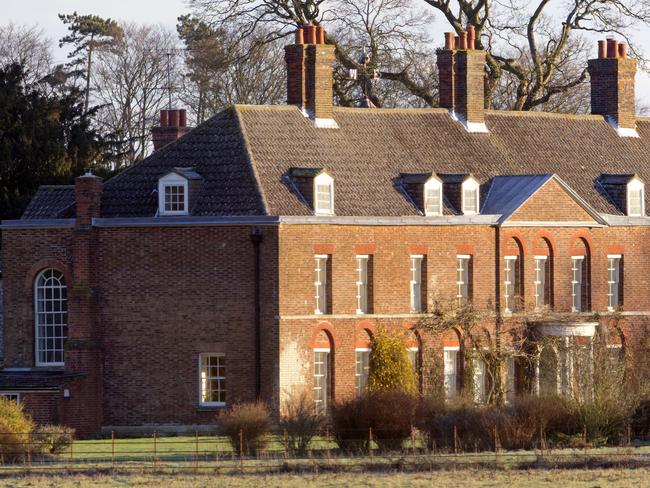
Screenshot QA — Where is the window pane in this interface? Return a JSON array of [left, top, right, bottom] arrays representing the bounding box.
[[316, 184, 332, 213], [444, 349, 458, 399], [410, 256, 423, 312], [164, 185, 186, 212], [355, 350, 370, 396], [425, 187, 441, 215], [200, 354, 226, 405], [35, 269, 67, 365]]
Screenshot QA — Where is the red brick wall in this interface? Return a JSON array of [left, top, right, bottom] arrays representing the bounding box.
[[20, 392, 60, 425], [509, 179, 597, 222]]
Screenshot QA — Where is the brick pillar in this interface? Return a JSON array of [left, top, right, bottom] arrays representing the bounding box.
[[587, 38, 636, 130], [152, 109, 191, 151], [64, 171, 103, 436], [437, 49, 455, 110], [285, 24, 335, 121]]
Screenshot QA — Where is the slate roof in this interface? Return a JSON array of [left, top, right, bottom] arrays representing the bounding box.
[[0, 371, 84, 391], [20, 105, 650, 219], [22, 185, 75, 219]]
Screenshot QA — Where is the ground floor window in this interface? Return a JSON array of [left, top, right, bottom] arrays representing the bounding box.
[[314, 349, 331, 413], [0, 392, 20, 404], [444, 347, 459, 399], [355, 348, 370, 397], [199, 353, 226, 407], [473, 358, 489, 403]]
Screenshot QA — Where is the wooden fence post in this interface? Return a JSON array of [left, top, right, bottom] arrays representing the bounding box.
[[111, 431, 115, 468], [411, 426, 416, 456], [368, 427, 373, 462], [239, 429, 244, 472], [153, 431, 157, 467], [453, 425, 458, 455], [627, 423, 632, 447], [283, 429, 288, 460], [194, 431, 199, 472]]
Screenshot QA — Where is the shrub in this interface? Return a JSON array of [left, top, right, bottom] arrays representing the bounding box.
[[279, 389, 325, 455], [367, 328, 418, 395], [330, 398, 368, 452], [632, 398, 650, 437], [218, 402, 270, 456], [0, 397, 35, 462], [363, 391, 419, 451], [34, 425, 75, 455]]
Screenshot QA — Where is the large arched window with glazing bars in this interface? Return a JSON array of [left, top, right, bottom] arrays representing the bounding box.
[[34, 269, 68, 366]]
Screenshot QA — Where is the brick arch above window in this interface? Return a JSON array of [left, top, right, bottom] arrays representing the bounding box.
[[355, 321, 376, 349], [310, 322, 337, 349], [502, 232, 526, 256], [569, 232, 593, 257], [24, 260, 73, 293], [532, 231, 556, 256]]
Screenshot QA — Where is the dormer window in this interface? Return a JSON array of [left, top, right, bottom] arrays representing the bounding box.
[[462, 177, 480, 215], [627, 177, 645, 216], [158, 172, 189, 215], [314, 172, 334, 215], [424, 176, 443, 216]]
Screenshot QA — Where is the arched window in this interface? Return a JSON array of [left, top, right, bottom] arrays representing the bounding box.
[[313, 329, 334, 413], [571, 238, 591, 312], [355, 328, 372, 396], [533, 237, 554, 310], [504, 237, 524, 313], [35, 269, 68, 366], [405, 329, 422, 392], [424, 176, 443, 216], [314, 172, 334, 215]]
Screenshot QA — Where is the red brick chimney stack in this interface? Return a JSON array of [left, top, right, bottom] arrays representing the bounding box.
[[285, 23, 336, 124], [587, 37, 636, 133], [152, 108, 191, 151], [75, 169, 103, 227], [436, 25, 487, 131]]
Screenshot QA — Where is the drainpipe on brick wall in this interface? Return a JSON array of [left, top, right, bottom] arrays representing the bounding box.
[[250, 226, 263, 399]]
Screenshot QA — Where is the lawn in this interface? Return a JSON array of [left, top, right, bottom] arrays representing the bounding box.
[[1, 468, 649, 487]]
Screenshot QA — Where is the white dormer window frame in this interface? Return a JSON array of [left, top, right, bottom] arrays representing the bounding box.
[[424, 176, 443, 216], [627, 177, 645, 217], [158, 173, 189, 216], [462, 177, 480, 215], [314, 172, 334, 215]]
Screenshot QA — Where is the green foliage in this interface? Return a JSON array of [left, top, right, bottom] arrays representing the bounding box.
[[34, 425, 75, 455], [367, 328, 417, 395], [0, 397, 35, 462], [218, 402, 271, 455]]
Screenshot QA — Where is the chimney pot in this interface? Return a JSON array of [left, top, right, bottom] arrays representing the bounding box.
[[307, 25, 317, 44], [455, 35, 460, 48], [169, 109, 180, 127], [444, 32, 455, 50], [179, 109, 187, 127], [467, 25, 476, 50], [459, 31, 468, 50], [607, 38, 618, 58], [618, 43, 628, 58], [160, 110, 169, 127], [316, 26, 325, 44], [598, 40, 606, 59], [295, 27, 304, 44]]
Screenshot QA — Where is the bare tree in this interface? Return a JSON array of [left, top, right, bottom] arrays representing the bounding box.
[[93, 23, 180, 167], [0, 23, 53, 85]]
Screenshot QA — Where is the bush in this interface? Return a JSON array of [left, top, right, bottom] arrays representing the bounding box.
[[218, 402, 270, 456], [367, 328, 418, 395], [632, 398, 650, 437], [330, 398, 368, 452], [34, 425, 75, 455], [363, 391, 419, 450], [279, 389, 325, 455], [0, 397, 35, 462]]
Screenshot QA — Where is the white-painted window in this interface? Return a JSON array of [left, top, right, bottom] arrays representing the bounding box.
[[199, 353, 226, 407], [314, 172, 334, 215], [314, 255, 329, 314], [462, 177, 480, 215], [627, 178, 645, 216], [314, 348, 330, 413], [355, 348, 370, 396], [571, 256, 584, 312], [0, 392, 20, 404], [456, 255, 470, 305], [534, 256, 547, 309], [409, 347, 420, 375], [504, 256, 517, 314], [473, 358, 487, 403], [356, 255, 369, 314], [158, 173, 189, 215], [424, 177, 443, 216], [444, 347, 459, 399], [607, 255, 621, 311], [35, 269, 68, 367], [410, 255, 424, 312]]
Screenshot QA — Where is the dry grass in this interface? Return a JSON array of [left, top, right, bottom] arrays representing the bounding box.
[[1, 468, 649, 487]]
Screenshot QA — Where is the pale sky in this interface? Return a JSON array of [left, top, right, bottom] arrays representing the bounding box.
[[5, 0, 650, 103]]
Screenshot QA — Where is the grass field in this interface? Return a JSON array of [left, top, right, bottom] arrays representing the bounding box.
[[1, 468, 649, 487]]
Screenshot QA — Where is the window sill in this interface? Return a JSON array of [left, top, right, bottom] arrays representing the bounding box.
[[197, 405, 227, 411]]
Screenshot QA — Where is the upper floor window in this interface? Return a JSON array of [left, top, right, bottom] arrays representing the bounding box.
[[456, 255, 471, 305], [462, 177, 480, 215], [314, 255, 329, 314], [314, 172, 334, 215], [607, 255, 622, 311], [627, 177, 645, 216], [424, 177, 443, 216], [533, 256, 548, 309], [504, 256, 518, 314], [355, 255, 371, 314], [571, 256, 585, 312], [158, 173, 189, 215], [199, 353, 226, 407], [410, 255, 424, 312], [35, 269, 68, 367]]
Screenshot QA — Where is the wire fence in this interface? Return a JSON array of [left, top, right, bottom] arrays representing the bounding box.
[[1, 427, 649, 475]]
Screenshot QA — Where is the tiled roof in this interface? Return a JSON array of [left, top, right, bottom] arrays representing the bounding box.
[[0, 371, 84, 390], [21, 105, 650, 219], [22, 186, 75, 219]]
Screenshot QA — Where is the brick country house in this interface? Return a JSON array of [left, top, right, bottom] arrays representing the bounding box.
[[2, 25, 650, 436]]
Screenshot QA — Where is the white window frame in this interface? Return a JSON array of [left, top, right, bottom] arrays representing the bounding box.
[[461, 177, 480, 215], [410, 255, 424, 312], [0, 392, 20, 404], [424, 177, 443, 216], [355, 255, 369, 314], [313, 348, 331, 413], [354, 348, 370, 397], [314, 255, 329, 314], [607, 254, 622, 312], [627, 178, 645, 216], [473, 357, 487, 404], [443, 346, 460, 400], [571, 256, 584, 312], [534, 256, 547, 309], [456, 255, 470, 305], [408, 347, 420, 374], [314, 172, 334, 215], [504, 256, 518, 314], [158, 173, 189, 216], [199, 353, 226, 407], [34, 269, 68, 367]]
